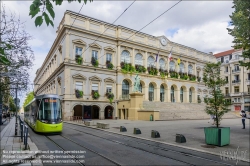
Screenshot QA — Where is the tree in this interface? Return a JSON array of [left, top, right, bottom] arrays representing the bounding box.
[[203, 62, 231, 128], [23, 92, 35, 107], [9, 96, 16, 112], [227, 0, 250, 69], [0, 5, 34, 96], [29, 0, 93, 27]]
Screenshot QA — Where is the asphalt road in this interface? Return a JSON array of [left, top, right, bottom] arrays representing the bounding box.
[[24, 122, 249, 166]]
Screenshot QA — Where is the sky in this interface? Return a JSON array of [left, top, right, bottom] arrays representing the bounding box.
[[3, 0, 235, 106]]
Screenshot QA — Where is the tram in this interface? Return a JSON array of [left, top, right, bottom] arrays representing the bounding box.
[[24, 94, 63, 133]]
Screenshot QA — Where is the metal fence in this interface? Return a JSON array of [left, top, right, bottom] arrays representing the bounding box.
[[18, 116, 28, 150]]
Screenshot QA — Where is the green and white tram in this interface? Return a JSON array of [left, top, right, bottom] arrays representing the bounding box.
[[24, 94, 63, 133]]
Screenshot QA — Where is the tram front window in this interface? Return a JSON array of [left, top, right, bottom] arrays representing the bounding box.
[[38, 98, 62, 123]]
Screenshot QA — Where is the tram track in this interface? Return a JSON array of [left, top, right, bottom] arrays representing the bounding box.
[[64, 123, 244, 166]]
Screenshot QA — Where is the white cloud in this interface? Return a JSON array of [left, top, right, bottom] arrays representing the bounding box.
[[169, 21, 234, 54]]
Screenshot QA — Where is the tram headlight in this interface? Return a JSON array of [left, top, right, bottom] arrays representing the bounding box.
[[41, 120, 48, 123]]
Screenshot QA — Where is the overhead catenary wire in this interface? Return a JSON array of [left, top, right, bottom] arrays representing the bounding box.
[[35, 1, 182, 94]]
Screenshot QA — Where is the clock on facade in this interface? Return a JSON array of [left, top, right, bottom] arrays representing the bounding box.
[[160, 38, 167, 46]]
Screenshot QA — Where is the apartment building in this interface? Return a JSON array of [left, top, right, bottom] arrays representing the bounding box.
[[33, 10, 217, 120], [214, 49, 250, 112]]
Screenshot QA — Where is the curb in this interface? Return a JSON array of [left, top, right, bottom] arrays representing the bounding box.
[[64, 121, 250, 163]]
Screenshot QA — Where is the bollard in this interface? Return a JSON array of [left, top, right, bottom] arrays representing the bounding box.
[[133, 128, 141, 134], [120, 126, 127, 132], [176, 134, 186, 143], [15, 123, 18, 136], [25, 126, 28, 150], [20, 123, 23, 142], [151, 130, 160, 138]]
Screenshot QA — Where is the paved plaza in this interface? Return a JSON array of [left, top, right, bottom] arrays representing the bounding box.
[[67, 118, 250, 162]]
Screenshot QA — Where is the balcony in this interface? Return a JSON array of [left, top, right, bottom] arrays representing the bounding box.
[[223, 93, 231, 97], [231, 92, 241, 96], [232, 80, 241, 84], [232, 69, 241, 73], [243, 92, 250, 96], [119, 94, 130, 100]]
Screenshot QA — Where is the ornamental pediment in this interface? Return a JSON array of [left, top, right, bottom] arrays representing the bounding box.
[[104, 46, 115, 52], [72, 73, 86, 80], [104, 77, 115, 83], [89, 42, 101, 49], [89, 75, 102, 81], [72, 39, 86, 45]]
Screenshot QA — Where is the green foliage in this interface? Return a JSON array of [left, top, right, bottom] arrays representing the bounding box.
[[121, 62, 135, 74], [169, 70, 178, 79], [227, 0, 250, 69], [91, 57, 99, 67], [75, 89, 83, 98], [106, 92, 114, 104], [203, 62, 231, 128], [159, 68, 168, 79], [188, 74, 196, 81], [147, 66, 158, 76], [0, 42, 12, 65], [23, 92, 35, 107], [135, 64, 146, 73], [9, 96, 17, 112], [179, 72, 188, 80], [29, 0, 93, 27], [75, 55, 83, 65], [106, 61, 114, 70], [92, 91, 100, 99]]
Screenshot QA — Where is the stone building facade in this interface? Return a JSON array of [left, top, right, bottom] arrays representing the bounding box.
[[33, 10, 216, 120], [214, 49, 250, 112]]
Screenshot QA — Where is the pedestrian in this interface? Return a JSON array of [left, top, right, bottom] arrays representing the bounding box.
[[240, 110, 246, 129], [208, 114, 214, 123], [7, 112, 10, 122]]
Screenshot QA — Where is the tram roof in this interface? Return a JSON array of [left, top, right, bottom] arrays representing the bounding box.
[[24, 94, 61, 107]]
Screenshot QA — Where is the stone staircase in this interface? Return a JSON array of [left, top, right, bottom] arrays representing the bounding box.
[[142, 101, 238, 120]]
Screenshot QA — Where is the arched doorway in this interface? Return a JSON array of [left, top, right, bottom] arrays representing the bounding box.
[[73, 105, 82, 117], [92, 105, 99, 119], [104, 105, 114, 119]]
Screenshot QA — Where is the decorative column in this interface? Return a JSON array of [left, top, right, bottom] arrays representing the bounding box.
[[117, 45, 121, 69], [176, 89, 180, 103], [145, 52, 148, 74], [167, 87, 171, 102], [155, 86, 160, 101], [132, 48, 135, 66], [144, 85, 149, 101]]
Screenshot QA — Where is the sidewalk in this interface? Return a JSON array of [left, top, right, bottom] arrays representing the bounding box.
[[0, 117, 41, 166], [65, 118, 250, 163]]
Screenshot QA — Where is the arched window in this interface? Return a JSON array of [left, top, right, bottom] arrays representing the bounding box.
[[169, 61, 175, 71], [122, 80, 129, 99], [121, 50, 130, 63], [135, 53, 143, 65], [171, 86, 175, 102], [180, 87, 183, 103], [149, 83, 154, 101], [189, 88, 192, 103], [179, 63, 184, 73], [138, 83, 142, 93], [188, 65, 193, 74], [159, 58, 165, 70], [147, 56, 155, 67], [160, 85, 164, 102]]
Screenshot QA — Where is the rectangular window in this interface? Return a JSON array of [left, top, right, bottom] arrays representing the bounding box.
[[235, 65, 239, 71], [248, 85, 250, 92], [238, 98, 241, 102], [75, 47, 82, 56], [225, 76, 228, 83], [92, 50, 98, 59], [92, 83, 98, 94], [225, 87, 229, 94], [234, 75, 239, 81], [75, 82, 83, 91], [229, 54, 232, 60], [221, 57, 224, 63], [248, 73, 250, 80], [106, 85, 112, 93], [234, 86, 239, 93], [225, 66, 228, 72], [234, 98, 237, 102], [106, 53, 112, 62]]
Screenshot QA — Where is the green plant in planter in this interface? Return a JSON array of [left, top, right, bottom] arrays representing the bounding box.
[[188, 74, 196, 81], [147, 66, 158, 76], [75, 55, 83, 65], [135, 64, 146, 73], [169, 70, 178, 78], [91, 57, 99, 67], [106, 61, 114, 70], [121, 62, 135, 74], [106, 92, 114, 104], [75, 89, 83, 98], [203, 62, 231, 146], [92, 91, 100, 99], [159, 68, 168, 79]]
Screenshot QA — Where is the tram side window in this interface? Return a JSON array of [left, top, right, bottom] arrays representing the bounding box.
[[38, 100, 43, 120]]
